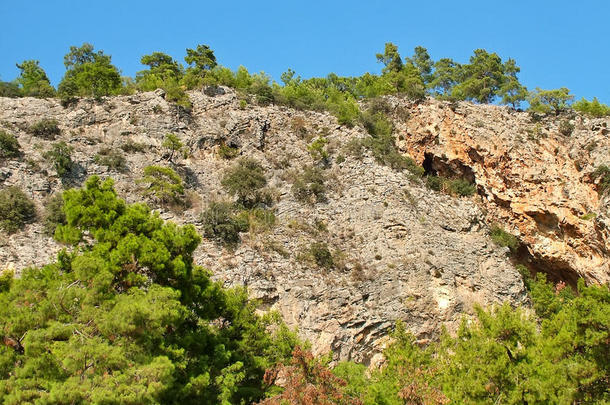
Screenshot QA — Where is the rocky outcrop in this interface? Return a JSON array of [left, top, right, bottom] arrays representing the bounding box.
[[6, 88, 607, 362], [386, 98, 609, 284]]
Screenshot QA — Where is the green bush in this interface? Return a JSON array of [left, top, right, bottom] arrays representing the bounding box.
[[0, 186, 36, 233], [137, 165, 185, 206], [217, 142, 239, 159], [43, 192, 66, 236], [307, 136, 329, 163], [528, 87, 574, 115], [0, 176, 298, 404], [426, 176, 476, 197], [43, 141, 73, 176], [593, 165, 610, 196], [162, 133, 184, 162], [292, 166, 327, 204], [201, 201, 248, 247], [490, 225, 520, 252], [58, 43, 123, 100], [298, 242, 334, 269], [28, 119, 60, 139], [120, 140, 148, 153], [573, 97, 610, 117], [94, 147, 127, 171], [221, 158, 268, 208], [559, 119, 574, 136], [447, 178, 476, 196], [236, 207, 276, 234], [0, 130, 20, 159]]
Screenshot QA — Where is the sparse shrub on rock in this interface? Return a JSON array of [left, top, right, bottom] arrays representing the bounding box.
[[43, 141, 73, 176], [201, 201, 248, 247], [221, 158, 268, 208], [0, 130, 20, 159], [28, 119, 60, 139], [291, 165, 327, 204], [0, 186, 36, 233], [137, 165, 185, 207]]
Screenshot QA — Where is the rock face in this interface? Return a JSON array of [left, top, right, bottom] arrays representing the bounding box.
[[2, 88, 606, 362], [389, 98, 610, 284]]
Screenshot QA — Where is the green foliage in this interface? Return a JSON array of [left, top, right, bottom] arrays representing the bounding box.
[[291, 165, 327, 204], [201, 201, 249, 247], [452, 49, 505, 103], [0, 186, 36, 233], [307, 136, 329, 163], [528, 87, 574, 115], [58, 43, 123, 100], [490, 224, 520, 252], [28, 118, 60, 139], [136, 52, 192, 110], [0, 130, 20, 159], [43, 141, 73, 177], [359, 109, 424, 175], [559, 119, 574, 136], [137, 165, 185, 206], [593, 165, 610, 196], [94, 147, 127, 171], [328, 276, 610, 404], [0, 176, 298, 404], [0, 81, 20, 98], [221, 158, 268, 208], [305, 242, 334, 269], [43, 192, 66, 236], [376, 42, 403, 74], [15, 60, 55, 98], [162, 133, 184, 162], [183, 44, 217, 89], [217, 142, 239, 159], [426, 175, 476, 197], [120, 140, 148, 153], [573, 97, 610, 117]]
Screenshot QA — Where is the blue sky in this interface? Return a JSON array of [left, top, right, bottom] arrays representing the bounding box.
[[1, 0, 608, 103]]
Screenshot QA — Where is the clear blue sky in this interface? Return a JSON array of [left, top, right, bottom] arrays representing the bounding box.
[[1, 0, 608, 103]]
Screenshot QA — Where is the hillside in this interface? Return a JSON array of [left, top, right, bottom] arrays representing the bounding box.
[[0, 87, 608, 362]]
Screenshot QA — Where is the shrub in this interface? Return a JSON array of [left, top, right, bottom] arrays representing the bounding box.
[[573, 97, 610, 117], [28, 119, 60, 139], [0, 186, 36, 233], [490, 225, 520, 252], [162, 133, 183, 162], [359, 109, 424, 176], [593, 165, 610, 196], [236, 207, 276, 234], [137, 165, 185, 206], [426, 176, 476, 197], [304, 242, 334, 269], [221, 158, 268, 207], [217, 142, 239, 159], [43, 192, 66, 235], [201, 201, 248, 247], [94, 147, 127, 171], [43, 141, 73, 176], [292, 166, 327, 204], [120, 140, 148, 153], [528, 87, 574, 115], [559, 119, 574, 136], [0, 130, 20, 159], [447, 178, 476, 196], [307, 136, 329, 163]]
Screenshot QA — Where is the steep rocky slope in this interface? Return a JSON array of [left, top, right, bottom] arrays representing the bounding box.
[[0, 88, 607, 361], [391, 99, 610, 284]]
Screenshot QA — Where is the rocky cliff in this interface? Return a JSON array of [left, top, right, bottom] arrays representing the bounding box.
[[0, 88, 607, 361]]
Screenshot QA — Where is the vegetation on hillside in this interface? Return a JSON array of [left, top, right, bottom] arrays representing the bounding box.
[[0, 177, 298, 404]]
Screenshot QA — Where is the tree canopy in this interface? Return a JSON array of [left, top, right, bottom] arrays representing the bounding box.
[[0, 176, 298, 404]]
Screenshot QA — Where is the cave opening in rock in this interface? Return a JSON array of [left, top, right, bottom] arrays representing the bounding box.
[[423, 153, 436, 176]]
